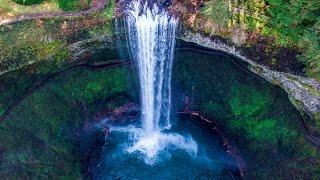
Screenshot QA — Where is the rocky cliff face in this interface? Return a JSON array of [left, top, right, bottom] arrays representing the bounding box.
[[169, 0, 320, 149], [0, 0, 318, 143], [178, 31, 320, 145]]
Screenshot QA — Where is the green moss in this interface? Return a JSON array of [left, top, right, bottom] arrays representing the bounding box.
[[0, 13, 118, 75], [0, 15, 120, 117], [0, 65, 132, 178], [88, 23, 114, 37], [229, 84, 270, 117], [228, 83, 300, 146], [0, 91, 82, 178], [174, 45, 320, 178], [0, 70, 47, 117], [231, 117, 298, 148], [201, 101, 230, 120], [50, 68, 129, 103], [0, 20, 71, 75], [36, 46, 70, 74], [225, 81, 320, 177]]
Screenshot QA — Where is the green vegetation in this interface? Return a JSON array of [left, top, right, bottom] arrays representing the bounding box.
[[229, 84, 270, 118], [0, 8, 116, 118], [0, 66, 133, 178], [13, 0, 45, 5], [0, 91, 83, 178], [0, 0, 59, 19], [267, 0, 319, 45], [267, 0, 320, 78], [0, 70, 46, 117], [298, 20, 320, 79], [101, 0, 115, 20], [201, 101, 230, 120], [201, 0, 230, 27], [229, 84, 296, 149], [199, 0, 320, 79], [0, 0, 92, 18], [228, 83, 320, 178], [57, 0, 91, 11], [0, 0, 318, 178], [174, 49, 320, 178], [0, 11, 115, 75], [50, 68, 130, 104], [0, 20, 69, 75]]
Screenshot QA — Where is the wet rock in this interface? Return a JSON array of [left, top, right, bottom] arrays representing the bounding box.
[[93, 102, 139, 122]]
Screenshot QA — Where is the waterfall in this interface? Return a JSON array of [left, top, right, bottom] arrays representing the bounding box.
[[112, 0, 198, 165], [126, 1, 176, 133]]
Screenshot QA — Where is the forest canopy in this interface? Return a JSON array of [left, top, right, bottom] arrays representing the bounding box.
[[199, 0, 320, 79]]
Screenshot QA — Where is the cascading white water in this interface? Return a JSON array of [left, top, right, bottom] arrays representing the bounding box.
[[126, 1, 176, 133], [111, 0, 197, 165]]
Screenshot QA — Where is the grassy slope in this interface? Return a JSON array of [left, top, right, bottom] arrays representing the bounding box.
[[0, 0, 60, 19], [0, 0, 94, 19]]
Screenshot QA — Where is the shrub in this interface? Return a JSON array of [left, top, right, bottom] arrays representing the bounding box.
[[298, 20, 320, 79], [12, 0, 45, 6], [58, 0, 91, 11], [201, 0, 230, 27]]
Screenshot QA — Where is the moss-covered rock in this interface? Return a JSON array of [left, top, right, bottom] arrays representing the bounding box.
[[0, 65, 134, 178], [0, 3, 115, 75], [174, 43, 320, 178], [178, 31, 320, 137]]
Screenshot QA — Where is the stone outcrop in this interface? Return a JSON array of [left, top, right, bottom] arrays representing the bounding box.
[[0, 33, 116, 76], [178, 31, 320, 128], [69, 34, 116, 61]]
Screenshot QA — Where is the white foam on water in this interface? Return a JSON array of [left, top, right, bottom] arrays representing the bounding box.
[[110, 126, 198, 165]]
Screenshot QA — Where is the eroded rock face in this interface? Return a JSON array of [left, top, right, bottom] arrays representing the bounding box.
[[0, 33, 116, 76], [0, 10, 115, 76], [178, 31, 320, 130], [68, 34, 116, 61]]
